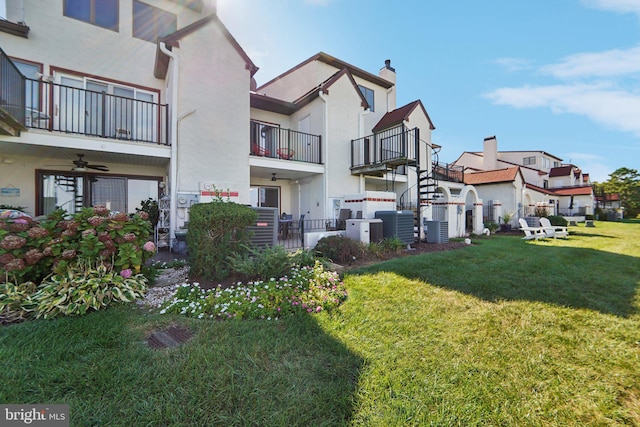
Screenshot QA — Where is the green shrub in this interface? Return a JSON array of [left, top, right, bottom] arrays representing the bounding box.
[[368, 237, 405, 259], [315, 235, 366, 265], [484, 220, 499, 234], [228, 245, 292, 282], [228, 247, 320, 283], [187, 200, 258, 281], [534, 207, 549, 217], [31, 262, 148, 319], [547, 215, 568, 227]]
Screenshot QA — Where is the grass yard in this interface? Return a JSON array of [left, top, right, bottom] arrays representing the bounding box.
[[1, 220, 639, 426]]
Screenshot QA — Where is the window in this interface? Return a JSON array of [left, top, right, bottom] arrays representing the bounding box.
[[358, 85, 375, 112], [38, 171, 159, 216], [133, 1, 177, 43], [249, 187, 280, 209], [64, 0, 118, 31], [55, 73, 158, 141], [523, 156, 536, 165]]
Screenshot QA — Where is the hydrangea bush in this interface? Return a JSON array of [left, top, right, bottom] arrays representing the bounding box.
[[0, 207, 154, 322], [159, 261, 347, 320], [0, 207, 155, 284]]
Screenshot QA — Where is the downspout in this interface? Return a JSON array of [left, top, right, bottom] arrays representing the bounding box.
[[358, 108, 371, 193], [319, 90, 330, 218], [159, 41, 179, 249]]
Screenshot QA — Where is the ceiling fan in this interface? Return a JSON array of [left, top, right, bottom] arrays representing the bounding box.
[[271, 173, 291, 182], [48, 154, 109, 172]]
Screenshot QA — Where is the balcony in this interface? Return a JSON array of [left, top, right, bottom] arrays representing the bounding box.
[[0, 47, 26, 136], [433, 162, 464, 183], [0, 51, 169, 145], [250, 120, 322, 164], [350, 126, 419, 176]]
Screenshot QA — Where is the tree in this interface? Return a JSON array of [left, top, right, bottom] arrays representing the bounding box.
[[602, 167, 640, 218]]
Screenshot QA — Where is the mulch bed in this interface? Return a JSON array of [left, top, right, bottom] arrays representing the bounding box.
[[188, 240, 470, 290]]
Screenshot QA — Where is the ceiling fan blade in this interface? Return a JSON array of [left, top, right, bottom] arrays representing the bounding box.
[[88, 165, 109, 171]]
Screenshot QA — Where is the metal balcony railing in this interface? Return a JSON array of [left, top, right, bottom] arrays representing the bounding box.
[[351, 126, 419, 170], [21, 78, 169, 145], [433, 162, 464, 183], [250, 120, 322, 164], [0, 47, 26, 127]]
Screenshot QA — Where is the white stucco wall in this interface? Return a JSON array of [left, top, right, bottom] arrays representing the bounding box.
[[1, 0, 203, 93], [172, 20, 252, 204]]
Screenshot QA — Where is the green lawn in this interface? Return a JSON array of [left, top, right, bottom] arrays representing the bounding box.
[[1, 220, 639, 426]]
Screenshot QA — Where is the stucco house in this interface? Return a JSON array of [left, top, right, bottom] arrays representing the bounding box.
[[0, 0, 483, 249], [453, 136, 595, 227]]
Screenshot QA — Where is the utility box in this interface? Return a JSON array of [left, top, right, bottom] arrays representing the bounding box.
[[424, 220, 449, 244], [375, 210, 414, 244], [346, 219, 383, 245]]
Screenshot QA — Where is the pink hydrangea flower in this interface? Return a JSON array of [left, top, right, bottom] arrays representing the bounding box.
[[143, 241, 156, 252], [120, 269, 133, 279]]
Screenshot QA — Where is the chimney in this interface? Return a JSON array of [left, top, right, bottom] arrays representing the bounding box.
[[379, 59, 396, 112], [483, 135, 498, 171]]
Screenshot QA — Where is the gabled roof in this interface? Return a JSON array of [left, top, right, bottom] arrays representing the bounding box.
[[154, 14, 258, 79], [372, 100, 435, 132], [256, 52, 394, 92], [464, 167, 521, 185], [251, 67, 368, 114]]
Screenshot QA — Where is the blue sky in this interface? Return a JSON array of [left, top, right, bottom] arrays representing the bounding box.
[[217, 0, 640, 182]]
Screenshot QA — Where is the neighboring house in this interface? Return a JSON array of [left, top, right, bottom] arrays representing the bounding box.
[[0, 0, 483, 249], [453, 136, 594, 224]]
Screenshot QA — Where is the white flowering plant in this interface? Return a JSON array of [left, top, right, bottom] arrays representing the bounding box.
[[159, 261, 347, 320]]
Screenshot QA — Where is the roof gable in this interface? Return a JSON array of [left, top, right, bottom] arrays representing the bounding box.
[[257, 51, 393, 92], [154, 14, 258, 79], [372, 100, 435, 132], [291, 68, 369, 110]]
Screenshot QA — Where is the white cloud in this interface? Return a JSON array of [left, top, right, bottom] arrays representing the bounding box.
[[542, 45, 640, 78], [485, 83, 640, 136], [493, 57, 532, 72], [582, 0, 640, 15]]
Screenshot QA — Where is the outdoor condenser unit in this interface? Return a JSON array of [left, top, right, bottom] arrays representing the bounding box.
[[247, 207, 278, 248], [424, 220, 449, 244], [374, 210, 414, 245]]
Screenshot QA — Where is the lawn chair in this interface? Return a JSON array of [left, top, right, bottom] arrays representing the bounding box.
[[539, 217, 568, 239], [518, 218, 546, 240]]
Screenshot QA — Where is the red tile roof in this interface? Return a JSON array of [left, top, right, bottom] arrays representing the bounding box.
[[463, 167, 521, 185]]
